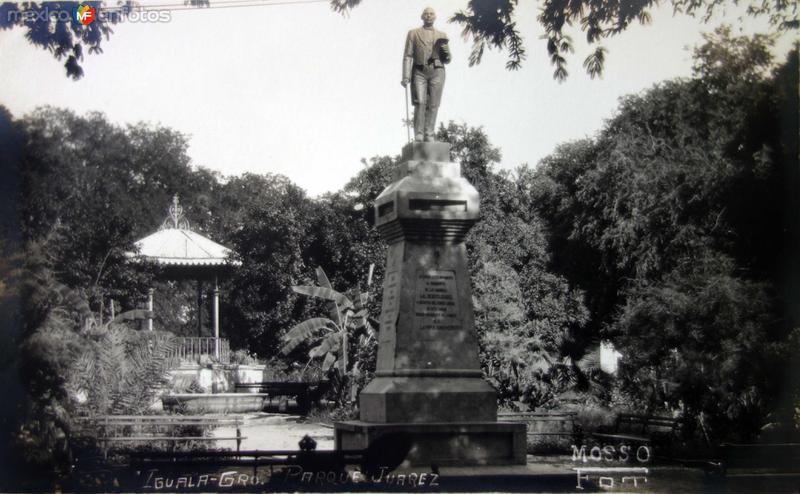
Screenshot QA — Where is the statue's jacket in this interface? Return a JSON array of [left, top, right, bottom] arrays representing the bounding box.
[[403, 27, 450, 80]]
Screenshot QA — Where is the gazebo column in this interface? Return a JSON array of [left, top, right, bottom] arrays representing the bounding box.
[[213, 275, 220, 360], [147, 288, 154, 331], [197, 279, 203, 338]]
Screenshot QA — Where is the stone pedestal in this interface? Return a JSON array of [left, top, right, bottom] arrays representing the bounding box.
[[335, 421, 527, 467], [335, 142, 526, 467]]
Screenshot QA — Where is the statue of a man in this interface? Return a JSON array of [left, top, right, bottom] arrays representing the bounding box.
[[401, 7, 451, 142]]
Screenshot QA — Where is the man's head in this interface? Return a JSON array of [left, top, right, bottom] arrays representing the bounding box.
[[421, 7, 436, 27]]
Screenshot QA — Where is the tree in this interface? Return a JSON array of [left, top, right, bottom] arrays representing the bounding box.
[[531, 27, 791, 317], [611, 253, 781, 442], [472, 260, 553, 406], [528, 29, 797, 439], [15, 107, 224, 323], [218, 173, 317, 357], [0, 2, 125, 79], [305, 192, 385, 291], [433, 121, 592, 408], [12, 105, 385, 363], [0, 1, 210, 79], [331, 0, 797, 80]]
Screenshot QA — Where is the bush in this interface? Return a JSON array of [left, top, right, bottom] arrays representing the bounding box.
[[574, 404, 616, 434], [230, 349, 261, 365], [301, 401, 357, 426], [527, 434, 574, 454]]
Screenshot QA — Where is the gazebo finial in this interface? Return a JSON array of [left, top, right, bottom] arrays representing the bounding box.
[[160, 194, 190, 230]]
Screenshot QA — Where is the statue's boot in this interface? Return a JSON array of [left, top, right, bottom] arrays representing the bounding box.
[[413, 105, 425, 141]]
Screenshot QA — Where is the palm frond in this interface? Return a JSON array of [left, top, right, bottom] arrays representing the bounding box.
[[352, 291, 369, 311], [292, 285, 354, 309], [309, 331, 341, 358], [316, 267, 332, 290], [350, 308, 369, 327], [281, 317, 336, 355], [322, 352, 337, 372]]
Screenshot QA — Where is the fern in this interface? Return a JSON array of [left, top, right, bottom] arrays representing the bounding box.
[[94, 326, 126, 414], [69, 323, 180, 416], [108, 330, 178, 415]]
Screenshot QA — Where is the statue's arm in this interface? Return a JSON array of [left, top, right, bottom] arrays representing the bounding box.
[[402, 31, 413, 83]]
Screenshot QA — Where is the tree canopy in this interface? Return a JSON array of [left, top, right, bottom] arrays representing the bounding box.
[[525, 28, 798, 435], [3, 0, 796, 80], [331, 0, 798, 80]]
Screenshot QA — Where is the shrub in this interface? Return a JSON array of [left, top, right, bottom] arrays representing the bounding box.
[[230, 349, 260, 365]]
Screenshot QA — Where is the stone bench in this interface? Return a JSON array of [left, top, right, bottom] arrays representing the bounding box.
[[590, 413, 681, 447]]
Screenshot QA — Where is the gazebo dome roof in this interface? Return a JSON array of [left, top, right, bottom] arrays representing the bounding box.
[[128, 195, 240, 269], [133, 228, 237, 266]]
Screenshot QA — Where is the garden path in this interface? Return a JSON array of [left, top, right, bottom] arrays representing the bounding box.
[[211, 413, 335, 450]]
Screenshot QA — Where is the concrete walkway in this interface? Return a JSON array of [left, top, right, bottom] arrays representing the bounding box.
[[211, 413, 334, 450]]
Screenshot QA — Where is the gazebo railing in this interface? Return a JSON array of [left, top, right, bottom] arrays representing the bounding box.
[[170, 337, 231, 364]]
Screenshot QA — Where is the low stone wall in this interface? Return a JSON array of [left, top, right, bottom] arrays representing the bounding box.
[[168, 364, 267, 394], [162, 393, 268, 413]]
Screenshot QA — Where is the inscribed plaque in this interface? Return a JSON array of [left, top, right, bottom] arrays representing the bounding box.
[[414, 270, 460, 331]]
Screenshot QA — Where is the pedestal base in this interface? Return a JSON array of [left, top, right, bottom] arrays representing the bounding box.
[[401, 141, 450, 163], [334, 421, 527, 467], [359, 376, 497, 422]]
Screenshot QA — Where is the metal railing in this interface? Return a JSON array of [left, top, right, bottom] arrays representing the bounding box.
[[170, 337, 231, 364]]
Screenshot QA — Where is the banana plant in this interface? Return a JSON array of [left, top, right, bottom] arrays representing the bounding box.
[[281, 267, 375, 380]]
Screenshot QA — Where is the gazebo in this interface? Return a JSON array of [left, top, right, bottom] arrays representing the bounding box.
[[129, 195, 240, 361]]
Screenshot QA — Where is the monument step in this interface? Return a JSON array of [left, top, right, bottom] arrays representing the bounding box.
[[334, 420, 526, 467]]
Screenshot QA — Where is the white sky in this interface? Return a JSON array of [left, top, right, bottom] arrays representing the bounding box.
[[0, 0, 794, 197]]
